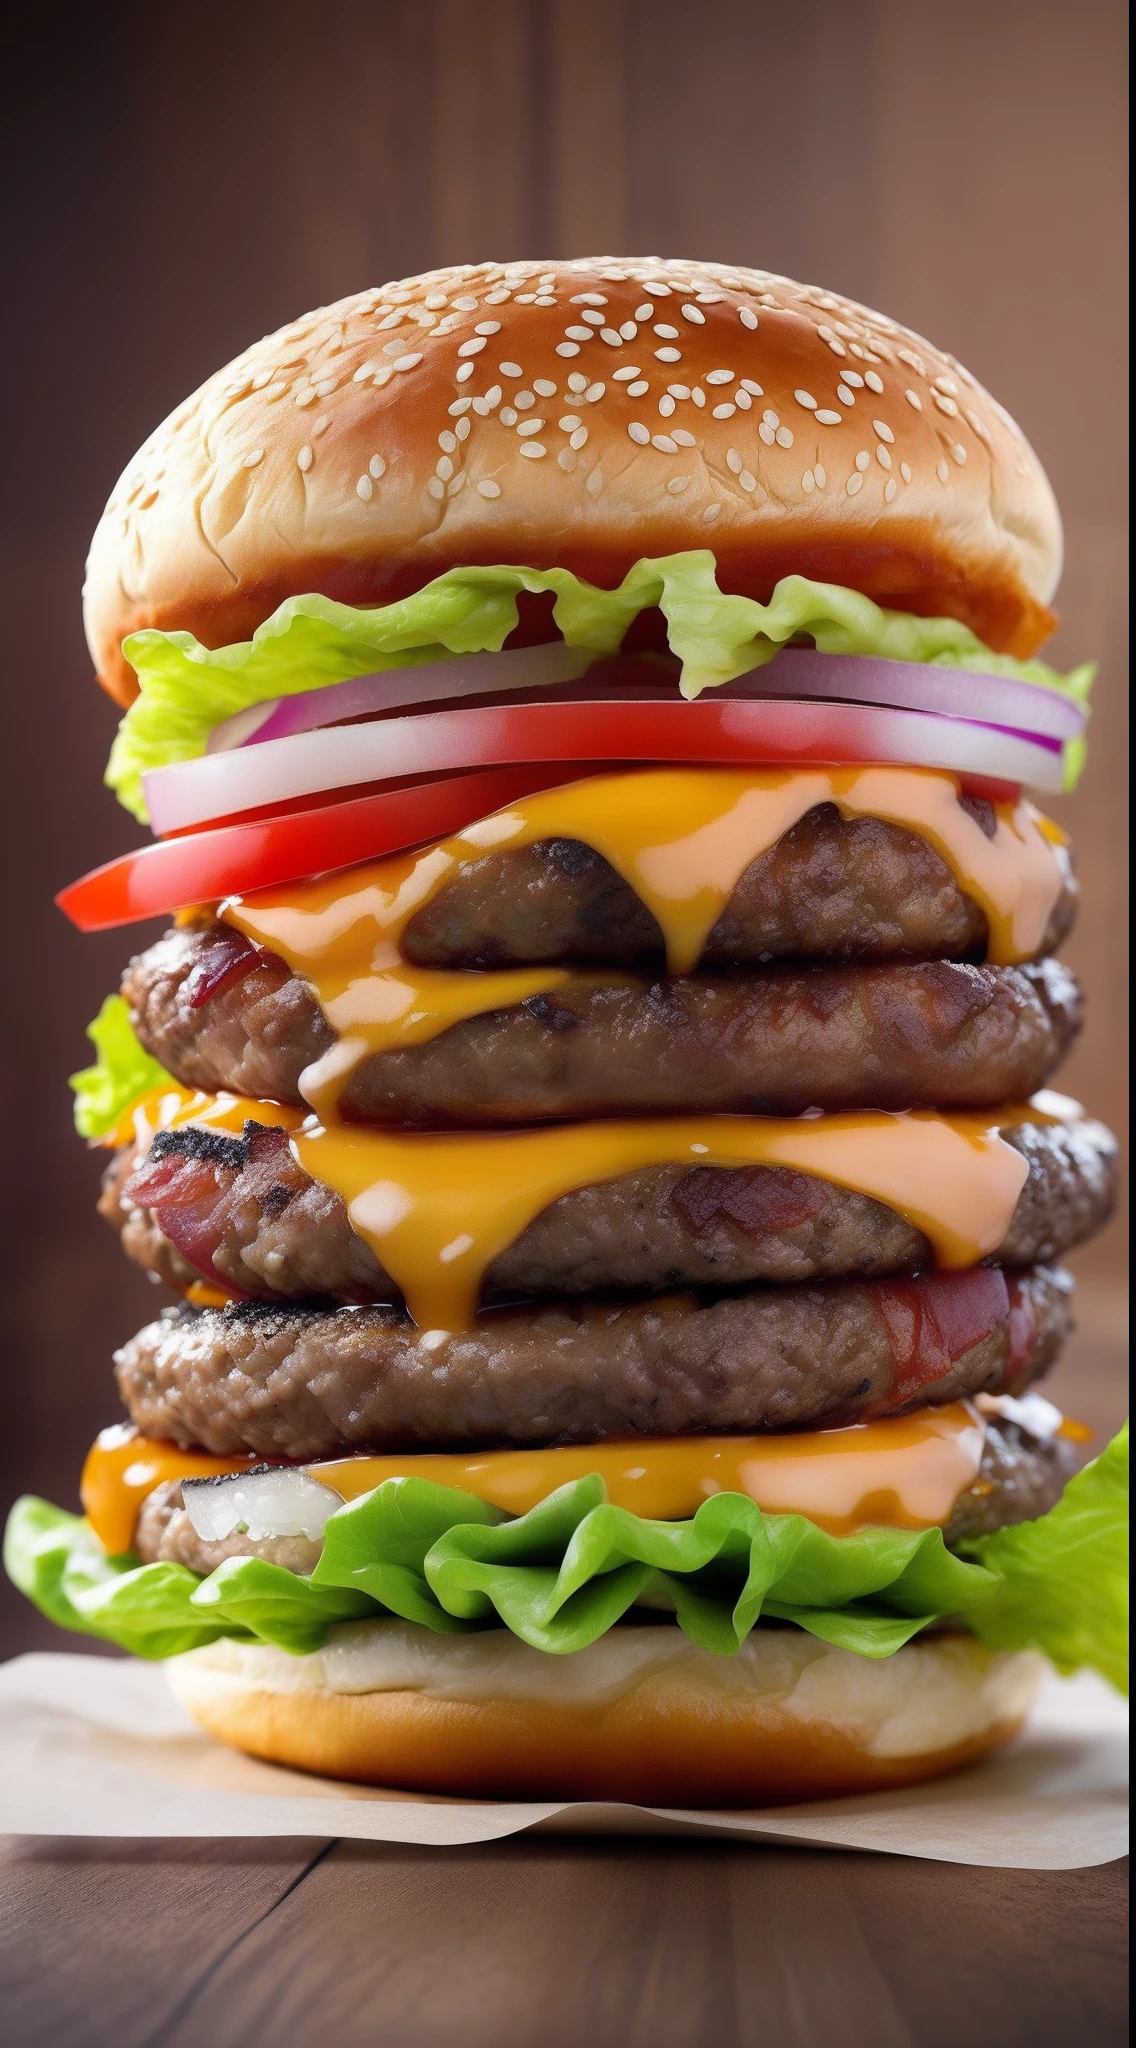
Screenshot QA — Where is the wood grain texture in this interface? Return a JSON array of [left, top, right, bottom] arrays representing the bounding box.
[[0, 1835, 1126, 2048]]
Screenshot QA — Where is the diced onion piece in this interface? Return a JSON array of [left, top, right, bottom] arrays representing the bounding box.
[[144, 696, 1062, 836], [181, 1468, 344, 1541]]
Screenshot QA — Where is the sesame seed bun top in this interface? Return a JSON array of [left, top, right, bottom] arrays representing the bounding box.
[[85, 257, 1063, 707]]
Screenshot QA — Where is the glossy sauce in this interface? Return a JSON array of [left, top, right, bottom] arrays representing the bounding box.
[[221, 766, 1067, 1122]]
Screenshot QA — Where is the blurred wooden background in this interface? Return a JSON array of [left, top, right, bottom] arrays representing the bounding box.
[[0, 0, 1126, 1654]]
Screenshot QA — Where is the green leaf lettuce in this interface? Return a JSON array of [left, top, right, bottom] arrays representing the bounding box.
[[69, 995, 175, 1139], [106, 554, 1095, 821]]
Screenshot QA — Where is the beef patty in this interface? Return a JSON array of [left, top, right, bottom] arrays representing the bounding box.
[[132, 1415, 1078, 1579], [114, 1264, 1072, 1459], [102, 1113, 1117, 1307], [399, 801, 1077, 969], [126, 930, 1080, 1123]]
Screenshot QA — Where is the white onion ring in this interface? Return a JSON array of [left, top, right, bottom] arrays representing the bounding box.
[[144, 696, 1063, 835], [182, 1468, 344, 1542]]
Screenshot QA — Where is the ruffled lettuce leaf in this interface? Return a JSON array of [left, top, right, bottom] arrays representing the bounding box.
[[959, 1423, 1129, 1695], [5, 1480, 996, 1663], [9, 1436, 1125, 1682], [106, 553, 1095, 821], [69, 994, 175, 1139]]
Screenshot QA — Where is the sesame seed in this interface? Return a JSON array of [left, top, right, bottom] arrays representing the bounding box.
[[739, 470, 757, 492], [567, 372, 588, 392], [775, 426, 794, 447], [951, 443, 967, 464], [654, 324, 680, 339], [726, 448, 744, 474], [619, 321, 638, 340], [353, 362, 379, 382], [452, 295, 479, 312], [612, 365, 641, 382], [634, 303, 653, 320], [565, 326, 593, 342], [703, 502, 722, 522], [556, 343, 580, 358], [313, 378, 337, 395], [846, 473, 864, 496], [356, 474, 373, 500], [484, 289, 512, 305], [864, 371, 884, 393], [934, 375, 959, 395], [711, 402, 735, 419], [855, 449, 871, 472], [436, 455, 454, 480], [570, 426, 588, 449], [438, 430, 458, 452], [884, 477, 898, 502], [456, 417, 471, 442], [456, 363, 475, 383], [665, 474, 689, 494], [905, 390, 922, 409], [448, 471, 466, 496], [519, 441, 547, 459], [448, 397, 473, 416], [815, 409, 841, 426], [534, 379, 557, 396], [681, 304, 706, 325], [649, 434, 676, 453], [691, 388, 706, 407], [586, 469, 604, 495], [585, 382, 605, 401], [668, 383, 690, 399], [393, 353, 423, 371], [424, 293, 448, 310], [659, 394, 676, 416], [933, 392, 959, 416], [837, 384, 855, 405], [707, 370, 735, 387], [876, 445, 892, 469], [500, 362, 523, 377], [559, 415, 582, 431], [628, 422, 650, 445], [740, 379, 763, 396], [295, 389, 318, 407], [579, 313, 606, 327], [427, 477, 444, 499], [758, 423, 775, 445], [297, 445, 313, 472], [814, 465, 827, 487], [802, 469, 815, 493], [570, 292, 607, 306], [900, 462, 912, 482], [794, 390, 818, 409], [500, 406, 518, 426], [516, 418, 544, 436], [872, 420, 895, 443], [642, 281, 670, 295], [738, 306, 759, 329], [515, 391, 536, 410], [558, 448, 577, 471], [369, 454, 386, 478], [242, 448, 265, 467], [655, 347, 682, 362], [936, 459, 950, 482], [897, 349, 923, 373], [474, 321, 501, 336], [484, 385, 502, 407], [534, 296, 556, 308], [671, 428, 695, 447], [477, 478, 501, 498], [762, 409, 779, 426]]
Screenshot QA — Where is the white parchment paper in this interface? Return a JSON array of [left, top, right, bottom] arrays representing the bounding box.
[[0, 1652, 1126, 1868]]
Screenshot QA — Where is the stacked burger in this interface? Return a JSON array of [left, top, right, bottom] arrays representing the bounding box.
[[7, 259, 1126, 1806]]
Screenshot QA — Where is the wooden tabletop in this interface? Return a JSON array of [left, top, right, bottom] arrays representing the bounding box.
[[0, 1832, 1125, 2047]]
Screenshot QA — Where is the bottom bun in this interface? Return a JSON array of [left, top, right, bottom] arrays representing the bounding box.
[[167, 1622, 1044, 1806]]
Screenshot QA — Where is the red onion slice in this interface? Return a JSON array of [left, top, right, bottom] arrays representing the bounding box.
[[207, 641, 597, 752], [206, 642, 1085, 754]]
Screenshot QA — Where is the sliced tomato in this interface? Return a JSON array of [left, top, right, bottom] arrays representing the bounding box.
[[56, 765, 583, 932], [59, 700, 1024, 933]]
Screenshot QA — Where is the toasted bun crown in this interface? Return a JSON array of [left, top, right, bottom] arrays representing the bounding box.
[[87, 258, 1063, 705]]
